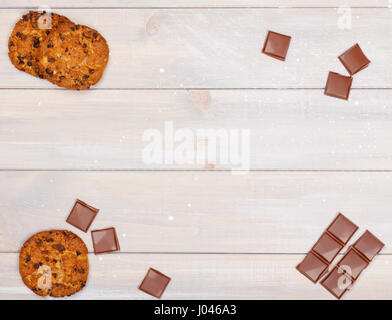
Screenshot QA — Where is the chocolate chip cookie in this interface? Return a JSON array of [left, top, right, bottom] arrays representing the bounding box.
[[8, 11, 109, 90], [8, 12, 71, 79], [19, 230, 89, 297]]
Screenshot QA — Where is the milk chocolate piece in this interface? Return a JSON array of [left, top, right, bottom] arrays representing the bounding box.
[[66, 199, 99, 232], [297, 213, 358, 283], [262, 31, 291, 61], [312, 233, 343, 263], [321, 230, 384, 299], [337, 247, 368, 280], [321, 267, 352, 299], [327, 213, 358, 244], [296, 252, 329, 283], [338, 43, 370, 75], [352, 230, 384, 261], [324, 72, 353, 100], [91, 227, 120, 254], [139, 268, 171, 298]]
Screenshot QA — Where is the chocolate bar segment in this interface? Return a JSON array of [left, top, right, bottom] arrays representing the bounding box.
[[353, 230, 384, 261], [296, 252, 329, 283], [296, 213, 358, 283], [327, 213, 358, 244], [66, 199, 99, 232], [321, 267, 353, 299], [337, 248, 368, 280], [91, 227, 120, 254], [338, 43, 370, 75], [139, 268, 171, 299], [324, 72, 353, 100], [312, 233, 343, 263], [262, 31, 291, 61]]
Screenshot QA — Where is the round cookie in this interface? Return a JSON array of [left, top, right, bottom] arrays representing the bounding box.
[[40, 23, 109, 90], [8, 11, 72, 79], [19, 230, 89, 297]]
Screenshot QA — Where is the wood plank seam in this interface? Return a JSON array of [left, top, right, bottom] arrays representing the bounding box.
[[0, 7, 389, 9]]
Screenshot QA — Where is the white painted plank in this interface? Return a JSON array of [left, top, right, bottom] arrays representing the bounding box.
[[0, 171, 389, 253], [0, 1, 388, 8], [0, 253, 389, 299], [1, 9, 391, 88], [1, 89, 392, 170]]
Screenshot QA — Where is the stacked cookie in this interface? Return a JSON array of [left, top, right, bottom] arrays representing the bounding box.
[[8, 11, 109, 90]]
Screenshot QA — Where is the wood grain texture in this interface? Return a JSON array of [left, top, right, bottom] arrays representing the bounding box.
[[0, 1, 388, 8], [0, 253, 389, 300], [1, 89, 392, 170], [1, 9, 391, 88], [0, 171, 388, 253], [1, 3, 391, 301]]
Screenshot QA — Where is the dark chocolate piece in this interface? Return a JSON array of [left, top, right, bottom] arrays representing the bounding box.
[[262, 31, 291, 61], [66, 199, 99, 232], [138, 268, 171, 298], [296, 213, 358, 283], [321, 230, 384, 299], [324, 72, 353, 100], [338, 43, 370, 75], [91, 227, 120, 254]]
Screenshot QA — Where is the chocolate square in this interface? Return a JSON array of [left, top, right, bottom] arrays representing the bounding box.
[[66, 199, 99, 232], [321, 267, 353, 299], [324, 72, 353, 100], [353, 230, 384, 261], [338, 43, 370, 75], [262, 31, 291, 61], [91, 227, 120, 254], [312, 233, 343, 263], [327, 213, 358, 244], [337, 248, 368, 280], [296, 252, 329, 283], [139, 268, 171, 298]]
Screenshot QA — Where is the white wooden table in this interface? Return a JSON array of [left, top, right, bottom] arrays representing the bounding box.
[[1, 0, 391, 300]]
